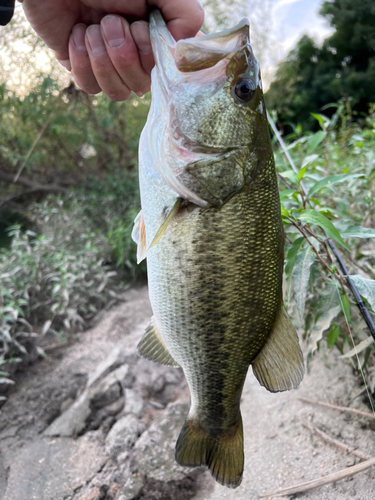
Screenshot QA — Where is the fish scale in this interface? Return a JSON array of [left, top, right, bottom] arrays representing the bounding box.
[[132, 10, 304, 489]]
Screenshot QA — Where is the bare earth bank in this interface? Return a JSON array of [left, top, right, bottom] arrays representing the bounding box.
[[0, 286, 374, 500]]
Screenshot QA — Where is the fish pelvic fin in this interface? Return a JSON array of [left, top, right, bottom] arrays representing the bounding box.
[[175, 417, 244, 489], [137, 317, 180, 367], [252, 306, 305, 393], [131, 210, 147, 264]]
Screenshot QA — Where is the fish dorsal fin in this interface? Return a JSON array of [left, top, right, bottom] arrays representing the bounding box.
[[252, 306, 304, 393], [131, 210, 147, 264], [148, 198, 183, 250], [137, 317, 180, 367]]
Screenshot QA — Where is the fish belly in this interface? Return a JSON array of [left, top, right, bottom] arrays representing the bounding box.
[[144, 161, 284, 436]]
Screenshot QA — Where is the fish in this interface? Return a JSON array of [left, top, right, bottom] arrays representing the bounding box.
[[132, 10, 304, 489]]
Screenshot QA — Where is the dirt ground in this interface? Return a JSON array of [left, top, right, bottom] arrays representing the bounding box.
[[0, 285, 374, 500]]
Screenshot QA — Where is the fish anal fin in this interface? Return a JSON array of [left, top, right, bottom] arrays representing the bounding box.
[[252, 307, 305, 393], [175, 416, 244, 489], [131, 210, 147, 264], [137, 317, 179, 367]]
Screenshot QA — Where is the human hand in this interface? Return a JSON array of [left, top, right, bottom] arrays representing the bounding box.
[[21, 0, 204, 100]]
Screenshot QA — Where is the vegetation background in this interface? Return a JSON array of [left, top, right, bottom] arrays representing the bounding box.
[[0, 0, 374, 408]]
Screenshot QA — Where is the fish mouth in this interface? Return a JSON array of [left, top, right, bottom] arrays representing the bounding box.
[[146, 11, 256, 207], [149, 10, 251, 89], [149, 11, 253, 156]]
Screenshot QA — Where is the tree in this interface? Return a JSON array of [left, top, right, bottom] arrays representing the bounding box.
[[265, 0, 375, 131]]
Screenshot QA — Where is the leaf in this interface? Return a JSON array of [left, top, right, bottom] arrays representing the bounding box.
[[340, 336, 374, 359], [327, 325, 341, 348], [36, 346, 47, 358], [280, 170, 299, 184], [41, 320, 52, 336], [298, 166, 307, 180], [307, 130, 325, 152], [293, 246, 315, 321], [349, 275, 375, 312], [285, 237, 305, 275], [309, 174, 364, 196], [301, 154, 319, 168], [298, 209, 350, 251], [0, 377, 15, 384], [280, 189, 298, 200], [310, 305, 341, 353], [340, 294, 351, 324], [310, 113, 330, 129], [341, 226, 375, 239]]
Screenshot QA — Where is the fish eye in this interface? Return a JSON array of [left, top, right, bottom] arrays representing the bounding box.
[[234, 78, 256, 102]]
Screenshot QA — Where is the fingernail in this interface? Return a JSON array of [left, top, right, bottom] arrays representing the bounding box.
[[86, 25, 106, 55], [73, 24, 87, 51], [131, 21, 151, 54], [58, 59, 71, 71], [101, 15, 125, 48]]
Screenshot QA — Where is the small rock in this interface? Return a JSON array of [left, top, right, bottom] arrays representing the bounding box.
[[152, 375, 166, 393], [87, 348, 125, 388], [44, 365, 130, 437], [60, 397, 75, 413], [124, 389, 144, 418], [110, 482, 123, 498], [164, 370, 181, 385], [80, 487, 100, 500], [106, 414, 146, 459], [115, 475, 143, 500], [91, 383, 122, 410], [132, 403, 189, 482]]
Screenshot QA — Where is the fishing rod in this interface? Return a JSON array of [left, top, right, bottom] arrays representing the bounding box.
[[267, 111, 375, 341]]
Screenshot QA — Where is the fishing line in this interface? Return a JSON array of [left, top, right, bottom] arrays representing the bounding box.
[[334, 281, 375, 416], [267, 111, 375, 342]]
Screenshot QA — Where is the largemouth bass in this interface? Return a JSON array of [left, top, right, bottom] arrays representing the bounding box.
[[132, 10, 304, 489]]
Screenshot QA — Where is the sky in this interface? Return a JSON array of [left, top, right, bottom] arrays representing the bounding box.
[[272, 0, 333, 57]]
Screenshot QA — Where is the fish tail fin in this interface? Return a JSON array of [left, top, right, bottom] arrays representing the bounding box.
[[175, 416, 244, 489]]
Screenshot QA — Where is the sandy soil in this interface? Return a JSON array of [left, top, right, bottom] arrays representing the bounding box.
[[0, 285, 374, 500]]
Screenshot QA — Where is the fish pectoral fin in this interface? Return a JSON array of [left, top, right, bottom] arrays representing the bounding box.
[[131, 210, 147, 264], [252, 306, 305, 393], [148, 198, 183, 251], [175, 416, 244, 489], [136, 317, 179, 367]]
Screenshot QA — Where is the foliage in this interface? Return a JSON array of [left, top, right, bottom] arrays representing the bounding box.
[[266, 0, 375, 130], [73, 169, 145, 275], [272, 103, 375, 387], [0, 78, 150, 188], [0, 198, 123, 377]]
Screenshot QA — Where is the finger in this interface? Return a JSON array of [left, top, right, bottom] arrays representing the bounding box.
[[130, 21, 154, 75], [100, 16, 151, 95], [150, 0, 204, 40], [69, 24, 101, 95], [86, 24, 131, 101]]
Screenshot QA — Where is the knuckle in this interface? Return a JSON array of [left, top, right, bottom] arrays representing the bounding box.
[[192, 3, 205, 30], [106, 89, 131, 101]]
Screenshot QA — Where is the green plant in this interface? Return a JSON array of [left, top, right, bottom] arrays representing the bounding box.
[[272, 103, 375, 391], [0, 199, 122, 369]]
